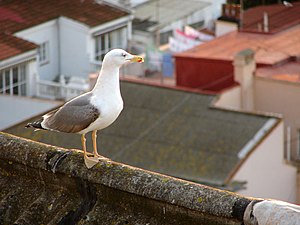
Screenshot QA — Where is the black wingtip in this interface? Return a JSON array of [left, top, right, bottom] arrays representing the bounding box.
[[25, 123, 31, 128], [25, 119, 44, 130]]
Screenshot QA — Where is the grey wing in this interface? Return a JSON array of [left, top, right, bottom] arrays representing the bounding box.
[[43, 92, 100, 133]]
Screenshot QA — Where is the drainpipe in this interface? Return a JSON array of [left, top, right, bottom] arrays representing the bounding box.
[[287, 126, 291, 162]]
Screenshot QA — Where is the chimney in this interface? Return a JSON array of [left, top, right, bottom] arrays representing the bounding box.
[[233, 49, 255, 111]]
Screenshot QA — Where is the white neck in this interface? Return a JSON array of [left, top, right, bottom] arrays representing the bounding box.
[[92, 61, 121, 96]]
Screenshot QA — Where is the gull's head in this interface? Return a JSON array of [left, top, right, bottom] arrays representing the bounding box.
[[103, 49, 144, 67]]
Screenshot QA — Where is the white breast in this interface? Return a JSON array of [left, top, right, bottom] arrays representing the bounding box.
[[79, 93, 123, 134]]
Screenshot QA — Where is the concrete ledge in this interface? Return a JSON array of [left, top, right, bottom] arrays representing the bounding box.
[[0, 132, 257, 224]]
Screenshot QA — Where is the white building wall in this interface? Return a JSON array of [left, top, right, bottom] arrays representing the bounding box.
[[58, 17, 90, 78], [200, 0, 226, 20], [198, 0, 226, 29], [215, 20, 238, 37], [255, 77, 300, 161], [15, 16, 132, 80], [233, 122, 297, 203], [15, 20, 59, 81], [214, 86, 241, 109]]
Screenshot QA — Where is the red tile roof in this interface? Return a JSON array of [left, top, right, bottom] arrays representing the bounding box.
[[256, 61, 300, 83], [0, 33, 37, 61], [0, 0, 128, 61], [175, 25, 300, 66], [0, 0, 128, 33], [241, 2, 300, 33]]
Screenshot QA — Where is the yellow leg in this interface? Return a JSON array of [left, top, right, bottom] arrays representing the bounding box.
[[92, 130, 101, 157], [81, 134, 87, 158], [92, 130, 110, 161], [81, 133, 99, 169]]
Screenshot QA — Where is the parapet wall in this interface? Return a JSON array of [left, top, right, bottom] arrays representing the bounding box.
[[0, 132, 273, 224]]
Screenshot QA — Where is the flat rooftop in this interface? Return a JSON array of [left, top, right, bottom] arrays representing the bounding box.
[[133, 0, 210, 32]]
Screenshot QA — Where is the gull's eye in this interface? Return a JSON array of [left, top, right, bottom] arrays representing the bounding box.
[[122, 53, 126, 57]]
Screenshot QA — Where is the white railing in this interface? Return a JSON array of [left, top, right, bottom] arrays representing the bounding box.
[[36, 76, 89, 101]]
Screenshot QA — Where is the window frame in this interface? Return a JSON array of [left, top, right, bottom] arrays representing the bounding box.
[[38, 41, 50, 65], [94, 27, 127, 62], [0, 64, 27, 96]]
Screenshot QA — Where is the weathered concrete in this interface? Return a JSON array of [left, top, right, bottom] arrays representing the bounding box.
[[0, 132, 259, 224]]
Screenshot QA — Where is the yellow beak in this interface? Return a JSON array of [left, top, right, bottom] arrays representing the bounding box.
[[130, 55, 144, 63]]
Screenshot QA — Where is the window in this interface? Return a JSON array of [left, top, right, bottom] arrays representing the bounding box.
[[189, 21, 204, 30], [0, 64, 27, 96], [38, 41, 49, 64], [95, 27, 127, 62], [160, 30, 173, 45]]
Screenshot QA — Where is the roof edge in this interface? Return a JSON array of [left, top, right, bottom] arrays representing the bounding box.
[[210, 95, 283, 120], [256, 74, 300, 86], [0, 49, 37, 69], [237, 118, 279, 159], [224, 119, 282, 184], [121, 77, 217, 96], [101, 0, 133, 14]]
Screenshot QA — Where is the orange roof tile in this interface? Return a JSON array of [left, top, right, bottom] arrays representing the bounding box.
[[0, 33, 37, 61], [175, 25, 300, 65], [256, 61, 300, 83]]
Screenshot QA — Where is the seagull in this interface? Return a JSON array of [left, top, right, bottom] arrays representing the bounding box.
[[26, 49, 144, 168]]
